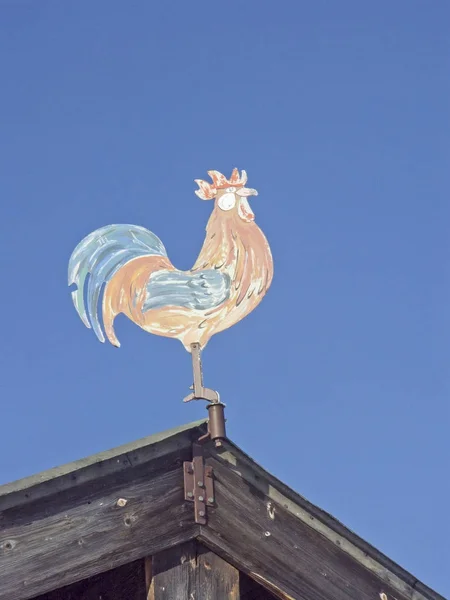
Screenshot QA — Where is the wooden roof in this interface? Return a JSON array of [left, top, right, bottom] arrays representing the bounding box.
[[0, 420, 444, 600]]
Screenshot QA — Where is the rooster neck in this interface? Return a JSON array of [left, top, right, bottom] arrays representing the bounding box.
[[192, 207, 272, 288]]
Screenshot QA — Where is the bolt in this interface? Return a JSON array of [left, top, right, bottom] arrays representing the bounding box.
[[198, 495, 204, 502], [116, 498, 127, 508], [207, 497, 214, 503], [198, 510, 205, 517], [187, 491, 194, 498], [197, 481, 204, 488]]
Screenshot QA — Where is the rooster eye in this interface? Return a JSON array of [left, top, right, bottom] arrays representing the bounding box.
[[218, 192, 236, 211]]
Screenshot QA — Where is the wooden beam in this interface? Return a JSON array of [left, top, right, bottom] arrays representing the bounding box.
[[148, 541, 240, 599], [200, 456, 414, 600], [147, 541, 197, 599], [0, 458, 198, 600], [197, 544, 240, 599]]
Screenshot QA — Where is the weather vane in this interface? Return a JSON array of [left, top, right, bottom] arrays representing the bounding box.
[[68, 169, 273, 441]]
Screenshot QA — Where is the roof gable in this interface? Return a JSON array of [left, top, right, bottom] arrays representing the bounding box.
[[0, 421, 443, 600]]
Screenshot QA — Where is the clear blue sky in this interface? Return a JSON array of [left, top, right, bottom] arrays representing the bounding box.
[[0, 1, 448, 595]]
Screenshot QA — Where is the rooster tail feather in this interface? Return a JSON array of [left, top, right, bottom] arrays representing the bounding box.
[[68, 224, 167, 343]]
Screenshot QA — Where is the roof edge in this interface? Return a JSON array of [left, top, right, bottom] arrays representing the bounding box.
[[0, 419, 207, 510], [215, 439, 445, 600]]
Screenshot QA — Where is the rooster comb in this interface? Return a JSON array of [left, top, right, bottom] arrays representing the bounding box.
[[195, 169, 248, 200]]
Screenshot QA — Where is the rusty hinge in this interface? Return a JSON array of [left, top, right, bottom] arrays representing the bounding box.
[[183, 443, 215, 525]]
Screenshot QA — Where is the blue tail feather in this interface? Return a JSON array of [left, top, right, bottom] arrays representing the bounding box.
[[68, 224, 167, 342]]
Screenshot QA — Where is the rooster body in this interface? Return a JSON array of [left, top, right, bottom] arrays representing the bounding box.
[[69, 170, 273, 352]]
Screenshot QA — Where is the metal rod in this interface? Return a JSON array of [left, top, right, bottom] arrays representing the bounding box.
[[191, 343, 204, 394]]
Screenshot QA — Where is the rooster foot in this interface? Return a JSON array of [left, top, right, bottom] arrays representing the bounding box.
[[183, 342, 220, 404], [183, 388, 220, 403]]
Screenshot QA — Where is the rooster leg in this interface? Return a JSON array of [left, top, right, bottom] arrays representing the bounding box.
[[183, 343, 220, 403]]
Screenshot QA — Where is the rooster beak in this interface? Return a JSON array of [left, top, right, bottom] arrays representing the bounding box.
[[236, 187, 258, 197]]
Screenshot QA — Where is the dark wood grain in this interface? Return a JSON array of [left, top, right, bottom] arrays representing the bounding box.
[[0, 466, 198, 600], [198, 543, 240, 599], [0, 445, 190, 528], [148, 541, 197, 599], [33, 559, 146, 600], [148, 541, 240, 599], [200, 456, 414, 600]]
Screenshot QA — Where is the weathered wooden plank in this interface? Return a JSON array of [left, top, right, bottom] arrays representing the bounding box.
[[1, 445, 188, 529], [0, 466, 198, 600], [34, 559, 146, 600], [148, 541, 240, 599], [198, 543, 240, 599], [200, 456, 414, 600], [148, 541, 197, 599], [0, 422, 206, 513]]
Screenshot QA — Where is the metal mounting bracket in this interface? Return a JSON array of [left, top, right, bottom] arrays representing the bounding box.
[[183, 443, 215, 525]]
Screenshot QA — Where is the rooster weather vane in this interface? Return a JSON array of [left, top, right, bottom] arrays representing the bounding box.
[[68, 169, 273, 436]]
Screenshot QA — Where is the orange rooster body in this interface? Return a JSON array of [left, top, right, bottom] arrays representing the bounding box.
[[69, 169, 273, 357], [103, 194, 272, 351]]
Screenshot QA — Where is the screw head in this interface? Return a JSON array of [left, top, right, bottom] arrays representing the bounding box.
[[198, 510, 205, 517], [197, 481, 204, 488], [187, 491, 194, 498], [198, 495, 204, 502], [207, 497, 214, 503]]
